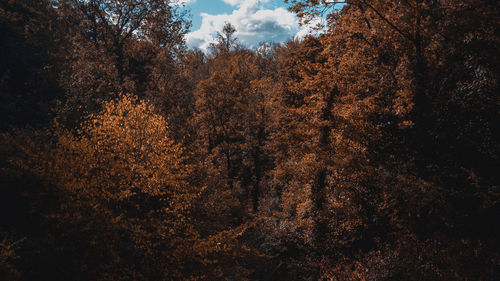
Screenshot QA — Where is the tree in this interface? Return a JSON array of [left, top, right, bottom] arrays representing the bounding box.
[[209, 22, 239, 55], [0, 234, 23, 281], [9, 95, 205, 280], [192, 46, 276, 215], [0, 0, 63, 130], [267, 36, 378, 279], [1, 0, 498, 279], [283, 0, 500, 279], [53, 0, 190, 125]]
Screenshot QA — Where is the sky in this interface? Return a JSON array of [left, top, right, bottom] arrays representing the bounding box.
[[175, 0, 325, 52]]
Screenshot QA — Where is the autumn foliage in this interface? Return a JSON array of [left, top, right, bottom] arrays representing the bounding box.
[[1, 0, 499, 280]]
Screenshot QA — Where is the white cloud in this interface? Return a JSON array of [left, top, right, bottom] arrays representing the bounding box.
[[171, 0, 196, 6], [294, 16, 327, 40], [185, 0, 298, 52], [222, 0, 271, 6], [221, 0, 246, 6]]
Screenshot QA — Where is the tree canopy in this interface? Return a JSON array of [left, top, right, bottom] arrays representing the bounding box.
[[1, 0, 498, 280]]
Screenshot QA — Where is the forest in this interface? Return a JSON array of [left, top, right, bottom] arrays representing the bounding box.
[[0, 0, 499, 280]]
